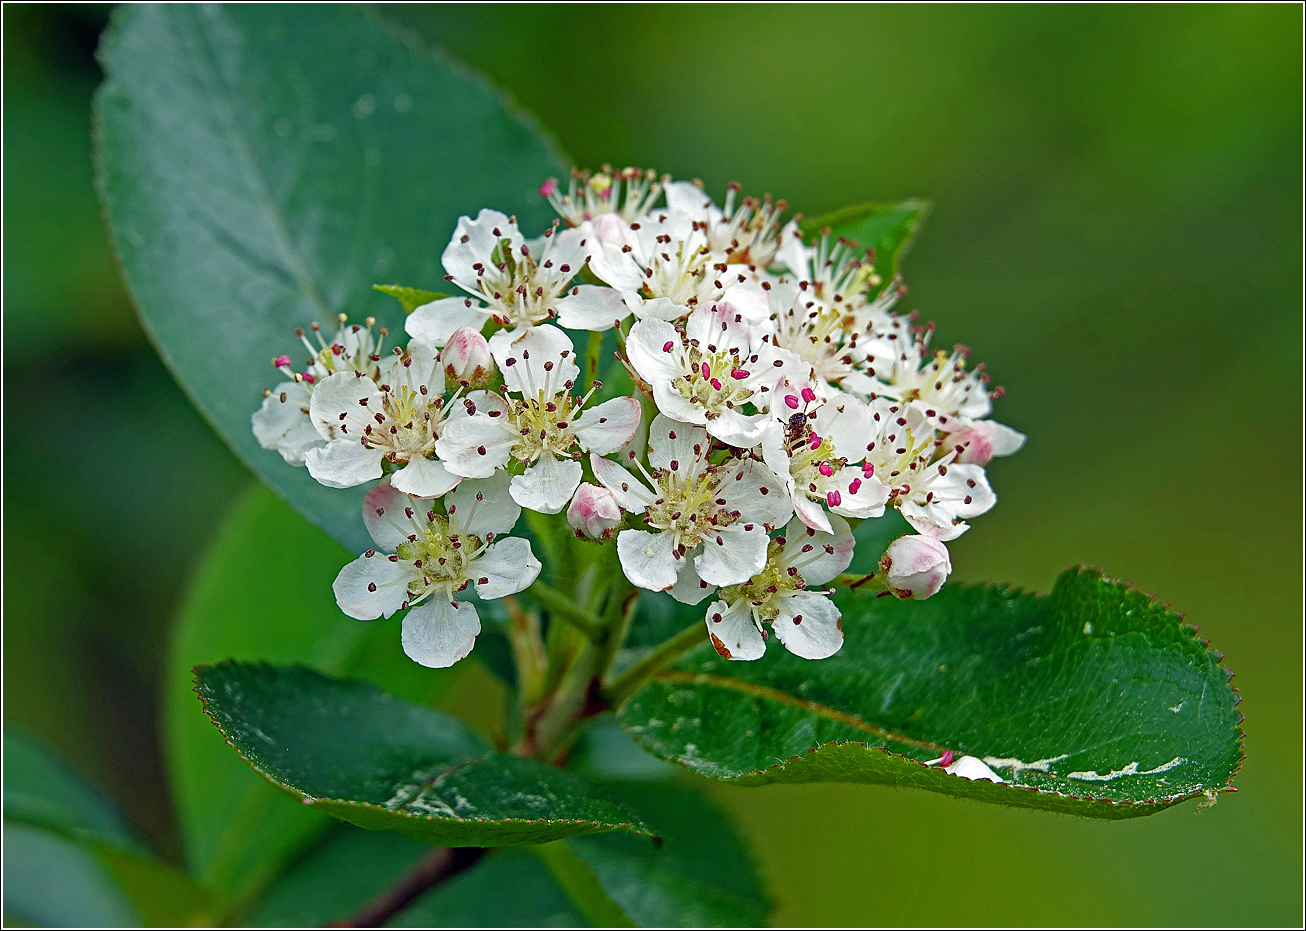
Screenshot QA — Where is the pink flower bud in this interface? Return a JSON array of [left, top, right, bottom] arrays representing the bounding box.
[[440, 326, 495, 388], [880, 534, 952, 600], [567, 483, 623, 542]]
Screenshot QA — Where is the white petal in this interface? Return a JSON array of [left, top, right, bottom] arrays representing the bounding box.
[[629, 295, 687, 322], [392, 339, 444, 396], [624, 317, 683, 390], [556, 285, 628, 332], [695, 524, 768, 588], [573, 396, 642, 455], [718, 278, 770, 325], [401, 598, 481, 668], [664, 180, 715, 217], [778, 514, 854, 586], [646, 414, 707, 474], [986, 420, 1027, 457], [445, 471, 521, 536], [585, 214, 645, 291], [589, 454, 657, 511], [812, 393, 874, 461], [668, 561, 717, 605], [617, 529, 681, 592], [363, 478, 430, 550], [392, 455, 462, 498], [792, 494, 834, 534], [253, 380, 312, 448], [511, 455, 582, 514], [773, 218, 809, 277], [704, 599, 765, 661], [827, 467, 890, 520], [472, 537, 542, 599], [706, 408, 768, 448], [721, 458, 793, 528], [489, 324, 579, 396], [308, 371, 382, 441], [333, 551, 417, 620], [442, 209, 518, 292], [305, 439, 384, 489], [771, 592, 844, 660], [944, 756, 1005, 783], [406, 297, 491, 348], [433, 413, 516, 479]]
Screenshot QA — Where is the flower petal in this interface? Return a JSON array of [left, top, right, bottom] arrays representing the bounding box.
[[305, 438, 384, 489], [445, 470, 521, 537], [489, 324, 579, 396], [828, 467, 890, 520], [401, 598, 481, 668], [433, 412, 515, 479], [589, 454, 657, 511], [778, 513, 854, 585], [695, 523, 768, 588], [442, 209, 518, 292], [573, 396, 642, 455], [646, 414, 707, 475], [472, 537, 542, 599], [308, 371, 383, 441], [556, 285, 629, 332], [363, 478, 430, 550], [624, 317, 682, 391], [812, 393, 874, 461], [721, 458, 792, 528], [703, 599, 766, 661], [771, 592, 843, 660], [510, 454, 583, 515], [333, 551, 417, 620], [392, 454, 462, 498], [617, 529, 681, 592], [668, 560, 717, 605], [405, 297, 491, 348]]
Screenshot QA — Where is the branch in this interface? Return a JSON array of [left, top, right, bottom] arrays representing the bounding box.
[[335, 846, 485, 927], [528, 580, 606, 640]]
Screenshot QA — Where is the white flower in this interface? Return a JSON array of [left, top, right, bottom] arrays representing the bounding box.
[[625, 301, 804, 447], [304, 340, 463, 498], [703, 514, 855, 661], [664, 180, 804, 272], [434, 325, 642, 514], [759, 377, 891, 532], [591, 414, 791, 597], [567, 483, 623, 542], [540, 167, 667, 228], [333, 474, 539, 668], [252, 315, 391, 464], [584, 210, 770, 325], [440, 326, 497, 389], [861, 400, 995, 541], [881, 534, 952, 600], [406, 209, 619, 340]]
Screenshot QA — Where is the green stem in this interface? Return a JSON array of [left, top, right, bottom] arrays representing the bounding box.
[[601, 620, 705, 709], [584, 329, 603, 387], [831, 571, 890, 592], [528, 580, 605, 641]]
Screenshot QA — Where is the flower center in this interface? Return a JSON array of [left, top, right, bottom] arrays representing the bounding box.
[[673, 344, 758, 416], [363, 384, 444, 461], [508, 394, 581, 463], [720, 539, 804, 621], [473, 237, 573, 328], [646, 467, 736, 550], [396, 515, 481, 599]]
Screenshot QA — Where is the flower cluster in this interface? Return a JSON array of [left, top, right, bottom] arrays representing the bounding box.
[[253, 166, 1022, 667]]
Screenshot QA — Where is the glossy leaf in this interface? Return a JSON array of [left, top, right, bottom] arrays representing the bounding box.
[[618, 568, 1242, 818], [800, 199, 930, 294], [165, 484, 458, 903], [373, 283, 450, 313], [94, 3, 566, 553], [195, 661, 655, 846]]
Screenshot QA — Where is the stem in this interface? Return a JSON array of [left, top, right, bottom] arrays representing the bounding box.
[[584, 329, 603, 387], [528, 580, 605, 640], [601, 620, 705, 709], [831, 571, 890, 592], [336, 846, 484, 927], [502, 594, 547, 704]]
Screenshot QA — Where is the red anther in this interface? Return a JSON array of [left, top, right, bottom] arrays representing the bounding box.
[[801, 387, 816, 403], [785, 394, 800, 409], [826, 490, 842, 507], [818, 463, 834, 477], [663, 341, 674, 352], [730, 369, 749, 379]]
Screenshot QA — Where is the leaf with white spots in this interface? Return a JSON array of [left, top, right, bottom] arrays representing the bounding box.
[[617, 568, 1243, 818]]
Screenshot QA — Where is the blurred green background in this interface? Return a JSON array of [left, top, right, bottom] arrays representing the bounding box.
[[3, 2, 1300, 925]]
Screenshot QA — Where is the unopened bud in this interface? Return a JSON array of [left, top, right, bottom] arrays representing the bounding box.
[[948, 420, 1026, 466], [440, 326, 495, 388], [567, 483, 622, 542], [880, 534, 951, 600]]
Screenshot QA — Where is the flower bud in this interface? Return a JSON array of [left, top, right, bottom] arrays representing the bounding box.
[[567, 483, 622, 542], [948, 420, 1026, 466], [440, 326, 495, 388], [880, 534, 952, 600]]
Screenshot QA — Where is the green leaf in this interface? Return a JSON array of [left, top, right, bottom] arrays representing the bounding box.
[[391, 849, 587, 927], [618, 568, 1242, 818], [195, 661, 656, 846], [2, 824, 141, 927], [166, 484, 459, 904], [800, 199, 930, 293], [3, 731, 143, 854], [373, 283, 450, 314], [94, 3, 566, 554], [564, 782, 771, 927]]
